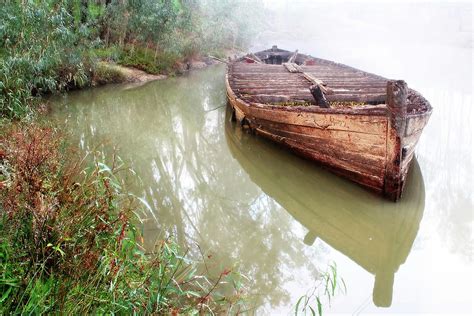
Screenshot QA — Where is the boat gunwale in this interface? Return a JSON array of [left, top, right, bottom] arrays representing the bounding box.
[[225, 73, 432, 118], [229, 48, 433, 117]]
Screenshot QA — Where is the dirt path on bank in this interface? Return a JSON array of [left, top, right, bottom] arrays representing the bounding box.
[[117, 65, 168, 83]]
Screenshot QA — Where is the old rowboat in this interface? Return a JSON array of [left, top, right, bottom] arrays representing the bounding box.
[[225, 46, 432, 201]]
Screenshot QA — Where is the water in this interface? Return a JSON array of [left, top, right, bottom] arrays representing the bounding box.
[[50, 3, 472, 314]]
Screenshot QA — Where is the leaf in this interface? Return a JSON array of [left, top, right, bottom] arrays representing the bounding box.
[[341, 277, 347, 294], [0, 287, 13, 303], [295, 295, 304, 315], [316, 296, 322, 316], [97, 162, 112, 174]]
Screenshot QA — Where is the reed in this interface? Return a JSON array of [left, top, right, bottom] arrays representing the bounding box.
[[294, 262, 347, 316]]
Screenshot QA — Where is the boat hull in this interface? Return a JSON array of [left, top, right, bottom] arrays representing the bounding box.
[[226, 74, 431, 200]]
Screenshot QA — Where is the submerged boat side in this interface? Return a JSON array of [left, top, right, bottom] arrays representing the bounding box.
[[226, 53, 432, 201]]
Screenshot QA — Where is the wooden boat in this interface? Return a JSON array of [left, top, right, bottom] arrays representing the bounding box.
[[225, 46, 432, 201], [225, 111, 426, 307]]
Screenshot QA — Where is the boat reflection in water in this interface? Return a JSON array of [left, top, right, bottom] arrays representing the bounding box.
[[225, 108, 426, 308]]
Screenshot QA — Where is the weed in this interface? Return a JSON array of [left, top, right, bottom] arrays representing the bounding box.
[[92, 62, 127, 85], [329, 101, 367, 108], [117, 46, 180, 75], [294, 262, 347, 316]]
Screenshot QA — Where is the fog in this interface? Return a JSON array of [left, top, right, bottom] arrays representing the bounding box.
[[254, 1, 472, 93]]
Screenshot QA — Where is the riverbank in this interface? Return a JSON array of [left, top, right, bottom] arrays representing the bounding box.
[[94, 53, 231, 85]]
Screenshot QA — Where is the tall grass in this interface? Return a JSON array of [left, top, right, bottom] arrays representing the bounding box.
[[0, 123, 248, 314]]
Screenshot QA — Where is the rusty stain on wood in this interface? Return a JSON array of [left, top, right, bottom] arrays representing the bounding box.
[[226, 46, 432, 200]]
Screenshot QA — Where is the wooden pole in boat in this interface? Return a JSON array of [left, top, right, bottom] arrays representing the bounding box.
[[384, 80, 408, 201], [288, 49, 299, 63], [248, 53, 263, 63], [310, 84, 329, 108]]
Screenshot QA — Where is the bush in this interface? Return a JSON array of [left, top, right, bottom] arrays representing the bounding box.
[[92, 62, 127, 85], [0, 2, 92, 119], [0, 123, 248, 314], [117, 46, 180, 75], [90, 46, 123, 62]]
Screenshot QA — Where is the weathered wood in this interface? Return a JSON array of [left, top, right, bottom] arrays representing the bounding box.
[[243, 56, 262, 64], [248, 53, 263, 63], [257, 125, 387, 171], [283, 62, 302, 73], [247, 106, 388, 134], [310, 84, 329, 108], [226, 47, 432, 200], [252, 117, 387, 150], [302, 72, 325, 85], [255, 127, 385, 190], [384, 80, 408, 201], [288, 49, 299, 63]]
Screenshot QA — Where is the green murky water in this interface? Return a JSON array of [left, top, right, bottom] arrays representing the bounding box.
[[49, 62, 472, 313]]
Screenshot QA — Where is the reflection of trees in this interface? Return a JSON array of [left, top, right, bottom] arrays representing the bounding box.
[[50, 66, 321, 309]]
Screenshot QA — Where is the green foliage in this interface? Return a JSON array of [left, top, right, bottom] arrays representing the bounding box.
[[0, 58, 35, 120], [98, 0, 264, 58], [90, 45, 180, 75], [92, 62, 127, 85], [0, 0, 265, 119], [0, 1, 93, 119], [90, 45, 123, 62], [194, 0, 265, 53], [0, 123, 248, 314], [117, 46, 180, 75]]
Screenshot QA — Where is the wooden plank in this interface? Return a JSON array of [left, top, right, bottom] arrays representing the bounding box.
[[234, 87, 385, 96], [248, 53, 263, 63], [405, 113, 431, 136], [248, 106, 388, 135], [283, 62, 302, 73], [255, 128, 385, 190], [252, 117, 387, 148], [384, 80, 408, 201], [302, 72, 327, 87], [288, 50, 299, 63], [259, 125, 386, 175], [328, 83, 388, 88], [253, 120, 387, 160]]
